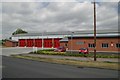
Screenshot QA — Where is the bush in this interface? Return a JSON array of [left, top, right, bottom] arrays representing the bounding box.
[[35, 50, 65, 55], [41, 49, 55, 51], [31, 49, 120, 58], [64, 52, 84, 57]]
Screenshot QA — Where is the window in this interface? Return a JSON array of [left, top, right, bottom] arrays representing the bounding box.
[[88, 43, 95, 48], [65, 43, 67, 47], [102, 43, 108, 48], [116, 43, 120, 48], [76, 41, 84, 45]]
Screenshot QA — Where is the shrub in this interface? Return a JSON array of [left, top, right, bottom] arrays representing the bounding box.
[[35, 50, 66, 55], [31, 49, 120, 58], [41, 49, 55, 51]]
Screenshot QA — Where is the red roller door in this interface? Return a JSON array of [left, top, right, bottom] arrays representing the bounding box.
[[26, 39, 34, 47], [54, 38, 61, 48], [19, 39, 26, 47], [44, 39, 52, 48], [35, 39, 42, 47]]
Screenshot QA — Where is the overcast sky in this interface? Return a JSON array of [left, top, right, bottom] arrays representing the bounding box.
[[1, 0, 119, 39]]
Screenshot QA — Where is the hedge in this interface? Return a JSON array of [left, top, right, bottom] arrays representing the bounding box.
[[30, 49, 120, 58]]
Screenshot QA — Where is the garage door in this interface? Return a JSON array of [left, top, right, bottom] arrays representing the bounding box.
[[26, 39, 34, 47], [54, 38, 61, 48], [19, 39, 26, 47], [35, 39, 42, 47], [44, 39, 52, 48]]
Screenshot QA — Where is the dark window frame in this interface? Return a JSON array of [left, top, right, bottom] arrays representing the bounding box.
[[65, 43, 67, 47], [102, 43, 109, 48], [116, 43, 120, 48], [88, 43, 95, 48]]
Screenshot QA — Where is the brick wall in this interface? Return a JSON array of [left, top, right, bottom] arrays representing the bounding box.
[[65, 37, 119, 52], [5, 41, 18, 47], [60, 42, 68, 48]]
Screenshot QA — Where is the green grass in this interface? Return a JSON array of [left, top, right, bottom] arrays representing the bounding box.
[[29, 49, 120, 58], [11, 54, 119, 70]]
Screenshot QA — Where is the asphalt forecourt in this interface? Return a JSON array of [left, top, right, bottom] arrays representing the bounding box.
[[11, 54, 119, 70]]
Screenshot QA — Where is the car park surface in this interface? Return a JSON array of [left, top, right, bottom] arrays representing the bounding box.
[[2, 47, 34, 56]]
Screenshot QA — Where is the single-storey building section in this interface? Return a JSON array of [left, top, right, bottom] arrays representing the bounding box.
[[61, 35, 119, 52], [4, 39, 18, 47], [11, 30, 120, 52]]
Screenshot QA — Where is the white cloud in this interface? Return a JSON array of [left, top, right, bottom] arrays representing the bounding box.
[[2, 2, 118, 39], [1, 0, 120, 2]]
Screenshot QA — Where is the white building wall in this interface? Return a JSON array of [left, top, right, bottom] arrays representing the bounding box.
[[11, 37, 19, 41], [11, 35, 71, 41]]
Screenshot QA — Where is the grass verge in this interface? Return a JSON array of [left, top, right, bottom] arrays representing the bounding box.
[[11, 54, 119, 70], [30, 49, 120, 58]]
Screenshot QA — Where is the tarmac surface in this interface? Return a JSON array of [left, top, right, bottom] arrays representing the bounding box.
[[1, 47, 119, 78], [1, 47, 54, 56], [1, 47, 34, 56], [2, 56, 119, 78]]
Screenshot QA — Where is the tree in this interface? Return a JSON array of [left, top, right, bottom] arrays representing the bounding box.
[[12, 28, 28, 35], [1, 39, 6, 45]]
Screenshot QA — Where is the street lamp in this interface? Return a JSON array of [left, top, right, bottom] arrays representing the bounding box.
[[71, 32, 74, 54], [42, 32, 44, 50]]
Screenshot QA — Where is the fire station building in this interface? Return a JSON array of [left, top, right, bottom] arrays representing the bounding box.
[[11, 30, 120, 52]]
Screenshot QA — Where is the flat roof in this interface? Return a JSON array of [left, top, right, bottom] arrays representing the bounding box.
[[12, 29, 119, 37], [59, 38, 68, 42], [68, 34, 120, 38], [6, 39, 18, 42]]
